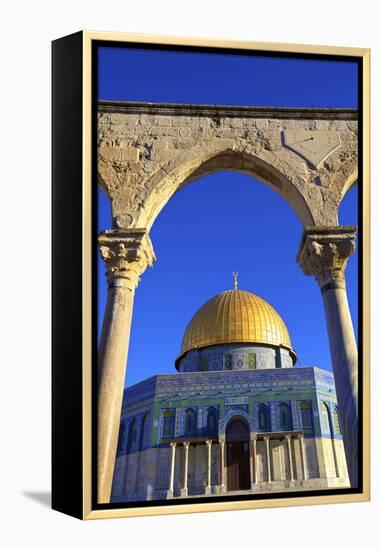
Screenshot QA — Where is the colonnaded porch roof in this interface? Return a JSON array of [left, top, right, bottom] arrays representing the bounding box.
[[163, 431, 305, 445]]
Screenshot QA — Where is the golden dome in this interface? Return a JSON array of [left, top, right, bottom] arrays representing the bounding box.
[[179, 289, 296, 361]]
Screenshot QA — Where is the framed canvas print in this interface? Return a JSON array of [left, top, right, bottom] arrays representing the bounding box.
[[52, 31, 370, 520]]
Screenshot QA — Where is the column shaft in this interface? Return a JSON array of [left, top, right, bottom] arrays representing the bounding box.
[[250, 437, 257, 488], [299, 435, 308, 481], [205, 440, 212, 494], [98, 282, 135, 502], [182, 443, 190, 497], [219, 440, 226, 491], [265, 437, 271, 483], [168, 443, 176, 498], [286, 435, 294, 482], [297, 227, 358, 487], [97, 229, 155, 503], [331, 437, 341, 478], [322, 286, 357, 484]]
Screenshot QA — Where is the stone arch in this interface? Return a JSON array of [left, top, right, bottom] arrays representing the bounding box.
[[321, 402, 333, 436], [338, 165, 358, 200], [337, 168, 359, 223], [160, 409, 175, 440], [184, 408, 197, 436], [97, 102, 360, 500], [333, 161, 358, 221], [140, 145, 316, 230], [206, 407, 218, 436], [225, 416, 250, 440], [127, 418, 139, 454], [258, 403, 271, 432], [220, 410, 253, 437], [279, 402, 293, 431], [140, 412, 151, 450], [332, 406, 342, 435], [299, 401, 314, 436]]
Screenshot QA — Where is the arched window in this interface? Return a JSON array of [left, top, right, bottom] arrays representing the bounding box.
[[321, 402, 332, 435], [184, 408, 196, 436], [332, 406, 341, 435], [206, 407, 218, 436], [258, 404, 271, 432], [299, 401, 314, 435], [117, 419, 127, 453], [162, 410, 175, 439], [127, 418, 138, 453], [279, 403, 292, 431], [140, 412, 151, 450]]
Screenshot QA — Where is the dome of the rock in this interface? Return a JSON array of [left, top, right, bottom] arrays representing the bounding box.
[[179, 289, 296, 361]]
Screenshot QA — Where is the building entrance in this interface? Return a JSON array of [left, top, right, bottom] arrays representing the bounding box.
[[226, 418, 251, 491]]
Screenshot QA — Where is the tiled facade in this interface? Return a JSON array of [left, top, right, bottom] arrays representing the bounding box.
[[111, 364, 349, 502], [176, 343, 293, 373]]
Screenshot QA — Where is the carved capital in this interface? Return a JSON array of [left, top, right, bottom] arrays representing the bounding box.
[[98, 229, 156, 289], [297, 226, 356, 291]]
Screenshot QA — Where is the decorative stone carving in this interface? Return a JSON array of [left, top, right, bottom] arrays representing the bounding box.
[[283, 130, 341, 169], [297, 226, 356, 290], [98, 229, 156, 289], [98, 102, 358, 229]]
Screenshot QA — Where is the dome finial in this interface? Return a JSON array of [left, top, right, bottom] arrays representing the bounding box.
[[233, 271, 238, 291]]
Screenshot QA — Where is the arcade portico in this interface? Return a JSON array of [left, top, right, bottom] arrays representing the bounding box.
[[97, 101, 358, 502]]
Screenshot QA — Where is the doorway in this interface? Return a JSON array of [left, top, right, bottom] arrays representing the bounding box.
[[226, 418, 251, 491]]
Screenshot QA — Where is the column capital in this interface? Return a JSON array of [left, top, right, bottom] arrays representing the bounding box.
[[183, 441, 190, 448], [170, 441, 177, 448], [98, 229, 156, 289], [263, 435, 270, 441], [285, 434, 292, 441], [205, 439, 213, 447], [297, 226, 356, 292]]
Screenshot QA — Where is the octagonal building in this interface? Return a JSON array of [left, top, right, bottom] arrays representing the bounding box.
[[111, 286, 349, 502]]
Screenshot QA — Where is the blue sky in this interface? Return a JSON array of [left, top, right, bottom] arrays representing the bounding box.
[[97, 46, 358, 387]]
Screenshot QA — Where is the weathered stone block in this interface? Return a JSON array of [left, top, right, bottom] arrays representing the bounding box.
[[120, 148, 140, 162]]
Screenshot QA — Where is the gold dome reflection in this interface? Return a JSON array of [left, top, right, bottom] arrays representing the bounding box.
[[180, 290, 296, 361]]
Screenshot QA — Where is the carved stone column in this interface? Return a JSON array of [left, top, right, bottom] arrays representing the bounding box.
[[219, 438, 226, 492], [285, 434, 294, 482], [297, 226, 357, 487], [264, 436, 271, 483], [97, 229, 156, 503], [250, 434, 257, 487], [167, 442, 177, 499], [205, 440, 212, 495], [299, 434, 308, 481], [181, 442, 190, 497]]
